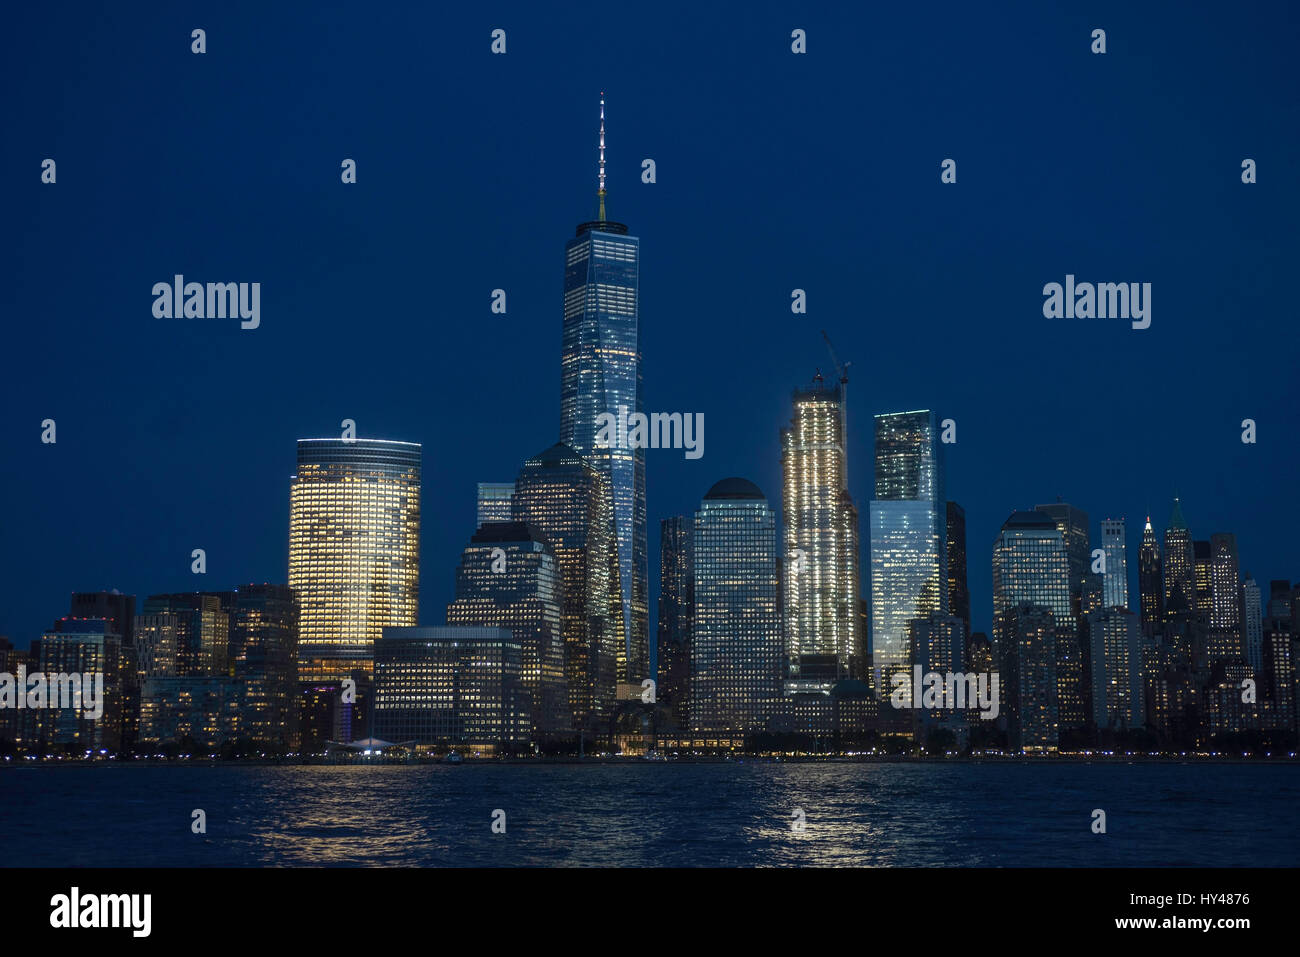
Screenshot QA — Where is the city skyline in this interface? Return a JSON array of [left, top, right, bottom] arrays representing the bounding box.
[[4, 4, 1297, 670]]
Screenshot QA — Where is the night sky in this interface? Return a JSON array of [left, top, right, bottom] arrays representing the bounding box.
[[3, 2, 1298, 655]]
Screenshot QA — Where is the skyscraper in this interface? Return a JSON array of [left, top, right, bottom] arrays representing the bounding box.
[[1035, 501, 1091, 730], [229, 584, 299, 750], [783, 381, 862, 681], [1207, 532, 1243, 663], [657, 516, 694, 724], [1035, 502, 1090, 596], [71, 591, 137, 748], [34, 618, 123, 751], [993, 511, 1075, 752], [373, 626, 530, 752], [691, 479, 782, 733], [1100, 518, 1129, 610], [870, 410, 945, 697], [1000, 605, 1059, 752], [558, 94, 647, 684], [1138, 517, 1163, 636], [446, 521, 568, 741], [510, 442, 621, 730], [1162, 497, 1195, 616], [140, 593, 229, 677], [946, 501, 971, 634], [288, 438, 421, 681], [1193, 540, 1214, 621], [475, 482, 515, 526], [1090, 607, 1143, 730], [1242, 575, 1263, 674]]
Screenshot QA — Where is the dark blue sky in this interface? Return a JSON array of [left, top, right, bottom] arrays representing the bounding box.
[[3, 1, 1298, 650]]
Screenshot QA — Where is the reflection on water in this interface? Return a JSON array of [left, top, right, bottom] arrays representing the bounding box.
[[4, 762, 1297, 867]]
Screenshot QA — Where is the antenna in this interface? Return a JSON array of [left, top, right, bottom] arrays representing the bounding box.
[[598, 92, 607, 221]]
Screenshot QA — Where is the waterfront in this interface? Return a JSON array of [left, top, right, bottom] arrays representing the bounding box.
[[3, 762, 1296, 867]]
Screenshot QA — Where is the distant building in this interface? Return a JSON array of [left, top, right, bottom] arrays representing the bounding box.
[[1162, 498, 1196, 616], [31, 618, 123, 752], [1100, 519, 1129, 610], [289, 438, 421, 681], [1207, 533, 1243, 664], [784, 383, 862, 681], [1035, 501, 1091, 729], [1242, 575, 1263, 674], [691, 479, 782, 733], [1089, 608, 1143, 730], [446, 522, 568, 741], [140, 593, 229, 677], [229, 584, 299, 750], [1000, 605, 1058, 753], [511, 442, 621, 731], [946, 502, 970, 634], [1138, 517, 1163, 637], [657, 516, 694, 725], [870, 410, 945, 703], [993, 511, 1074, 752], [138, 676, 242, 749], [373, 626, 529, 752], [476, 482, 515, 526]]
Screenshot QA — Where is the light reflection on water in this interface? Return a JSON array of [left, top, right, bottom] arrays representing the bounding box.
[[4, 762, 1297, 867]]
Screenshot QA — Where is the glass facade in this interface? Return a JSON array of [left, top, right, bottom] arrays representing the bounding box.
[[657, 515, 694, 723], [870, 410, 945, 693], [783, 383, 862, 678], [510, 443, 621, 729], [475, 482, 515, 527], [1100, 518, 1129, 610], [560, 221, 647, 684], [1089, 607, 1143, 729], [946, 501, 970, 633], [372, 627, 529, 751], [140, 593, 229, 677], [691, 479, 782, 733], [445, 522, 568, 741], [229, 584, 299, 749], [992, 511, 1075, 752], [1162, 497, 1195, 615], [288, 438, 421, 681]]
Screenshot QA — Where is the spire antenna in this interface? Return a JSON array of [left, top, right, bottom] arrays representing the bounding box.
[[598, 92, 607, 221]]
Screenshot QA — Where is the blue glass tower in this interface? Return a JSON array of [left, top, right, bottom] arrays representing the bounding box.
[[559, 94, 646, 682]]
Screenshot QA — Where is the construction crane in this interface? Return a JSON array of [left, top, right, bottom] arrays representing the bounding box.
[[821, 330, 852, 483]]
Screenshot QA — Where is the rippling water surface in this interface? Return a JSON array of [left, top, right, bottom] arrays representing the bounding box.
[[3, 762, 1296, 866]]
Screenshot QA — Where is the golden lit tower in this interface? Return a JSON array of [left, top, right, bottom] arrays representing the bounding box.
[[288, 438, 421, 681], [781, 378, 863, 680]]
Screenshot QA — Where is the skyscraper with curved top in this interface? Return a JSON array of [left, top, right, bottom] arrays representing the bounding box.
[[289, 438, 421, 681], [559, 93, 647, 684]]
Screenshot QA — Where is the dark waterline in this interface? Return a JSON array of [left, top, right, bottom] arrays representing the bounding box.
[[3, 763, 1296, 867]]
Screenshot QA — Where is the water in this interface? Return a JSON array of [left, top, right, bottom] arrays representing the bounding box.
[[3, 762, 1296, 866]]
